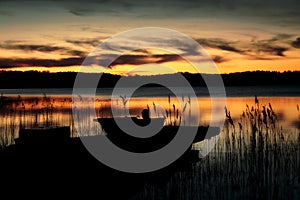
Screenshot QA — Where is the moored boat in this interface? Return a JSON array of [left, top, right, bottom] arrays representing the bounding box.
[[95, 117, 220, 153], [15, 126, 70, 145]]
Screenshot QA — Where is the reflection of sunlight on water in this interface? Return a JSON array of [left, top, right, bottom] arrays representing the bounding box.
[[1, 94, 298, 198], [193, 97, 300, 151], [0, 95, 299, 147], [134, 97, 300, 200]]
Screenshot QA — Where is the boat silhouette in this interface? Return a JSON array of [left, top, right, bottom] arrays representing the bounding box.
[[95, 114, 220, 153]]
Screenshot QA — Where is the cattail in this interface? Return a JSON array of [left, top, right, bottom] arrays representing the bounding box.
[[238, 122, 242, 130], [262, 106, 267, 125], [225, 107, 234, 127], [153, 102, 156, 113], [269, 103, 273, 111], [168, 95, 170, 105], [182, 102, 187, 113], [172, 104, 176, 121], [255, 95, 259, 104], [297, 104, 299, 111], [227, 112, 234, 127], [249, 112, 254, 119], [224, 106, 228, 117]]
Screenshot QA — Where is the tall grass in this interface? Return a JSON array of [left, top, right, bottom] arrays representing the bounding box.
[[0, 95, 75, 147], [162, 94, 192, 126], [1, 94, 299, 198], [109, 94, 194, 127], [132, 96, 300, 199]]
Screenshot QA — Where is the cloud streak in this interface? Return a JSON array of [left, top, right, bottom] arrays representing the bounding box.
[[0, 41, 87, 57], [197, 34, 292, 58], [0, 43, 66, 52], [252, 44, 288, 57], [0, 53, 183, 69], [196, 38, 243, 54], [108, 54, 182, 67], [211, 55, 228, 63], [66, 39, 100, 47], [0, 32, 298, 70], [0, 57, 85, 68]]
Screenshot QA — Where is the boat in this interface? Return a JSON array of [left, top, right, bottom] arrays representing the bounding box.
[[95, 117, 220, 153], [15, 126, 70, 145]]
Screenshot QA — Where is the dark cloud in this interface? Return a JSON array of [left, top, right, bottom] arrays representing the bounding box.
[[0, 53, 182, 69], [76, 53, 182, 68], [248, 33, 294, 57], [0, 45, 66, 52], [67, 50, 87, 57], [291, 37, 300, 48], [66, 39, 100, 47], [132, 49, 151, 54], [154, 54, 182, 63], [252, 43, 288, 57], [109, 54, 182, 67], [0, 41, 66, 52], [197, 35, 291, 58], [0, 57, 85, 68], [217, 45, 242, 53], [211, 55, 228, 63], [263, 47, 287, 57], [196, 38, 243, 54], [0, 41, 87, 56], [0, 43, 65, 52]]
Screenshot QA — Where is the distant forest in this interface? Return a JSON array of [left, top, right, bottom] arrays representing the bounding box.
[[0, 70, 299, 88]]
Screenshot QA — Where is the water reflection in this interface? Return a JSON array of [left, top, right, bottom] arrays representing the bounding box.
[[0, 94, 299, 198], [0, 95, 299, 146], [131, 97, 300, 199]]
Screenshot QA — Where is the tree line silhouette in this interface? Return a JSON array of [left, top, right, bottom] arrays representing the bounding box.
[[0, 70, 299, 88]]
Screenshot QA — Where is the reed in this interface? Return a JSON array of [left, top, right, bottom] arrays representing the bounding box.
[[0, 94, 299, 198], [0, 95, 83, 147], [133, 96, 300, 199]]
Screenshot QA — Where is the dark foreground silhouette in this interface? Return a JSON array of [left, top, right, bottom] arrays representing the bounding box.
[[0, 125, 212, 198], [97, 117, 219, 153]]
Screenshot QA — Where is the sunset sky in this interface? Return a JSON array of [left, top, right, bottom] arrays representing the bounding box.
[[0, 0, 300, 75]]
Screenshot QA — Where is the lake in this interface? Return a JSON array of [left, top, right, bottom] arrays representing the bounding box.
[[1, 86, 299, 141], [0, 86, 299, 199]]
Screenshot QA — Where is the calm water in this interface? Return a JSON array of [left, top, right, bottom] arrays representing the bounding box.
[[1, 86, 300, 97], [1, 87, 299, 141], [0, 87, 299, 199]]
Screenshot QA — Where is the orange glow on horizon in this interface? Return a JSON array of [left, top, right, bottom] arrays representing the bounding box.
[[2, 47, 299, 74]]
